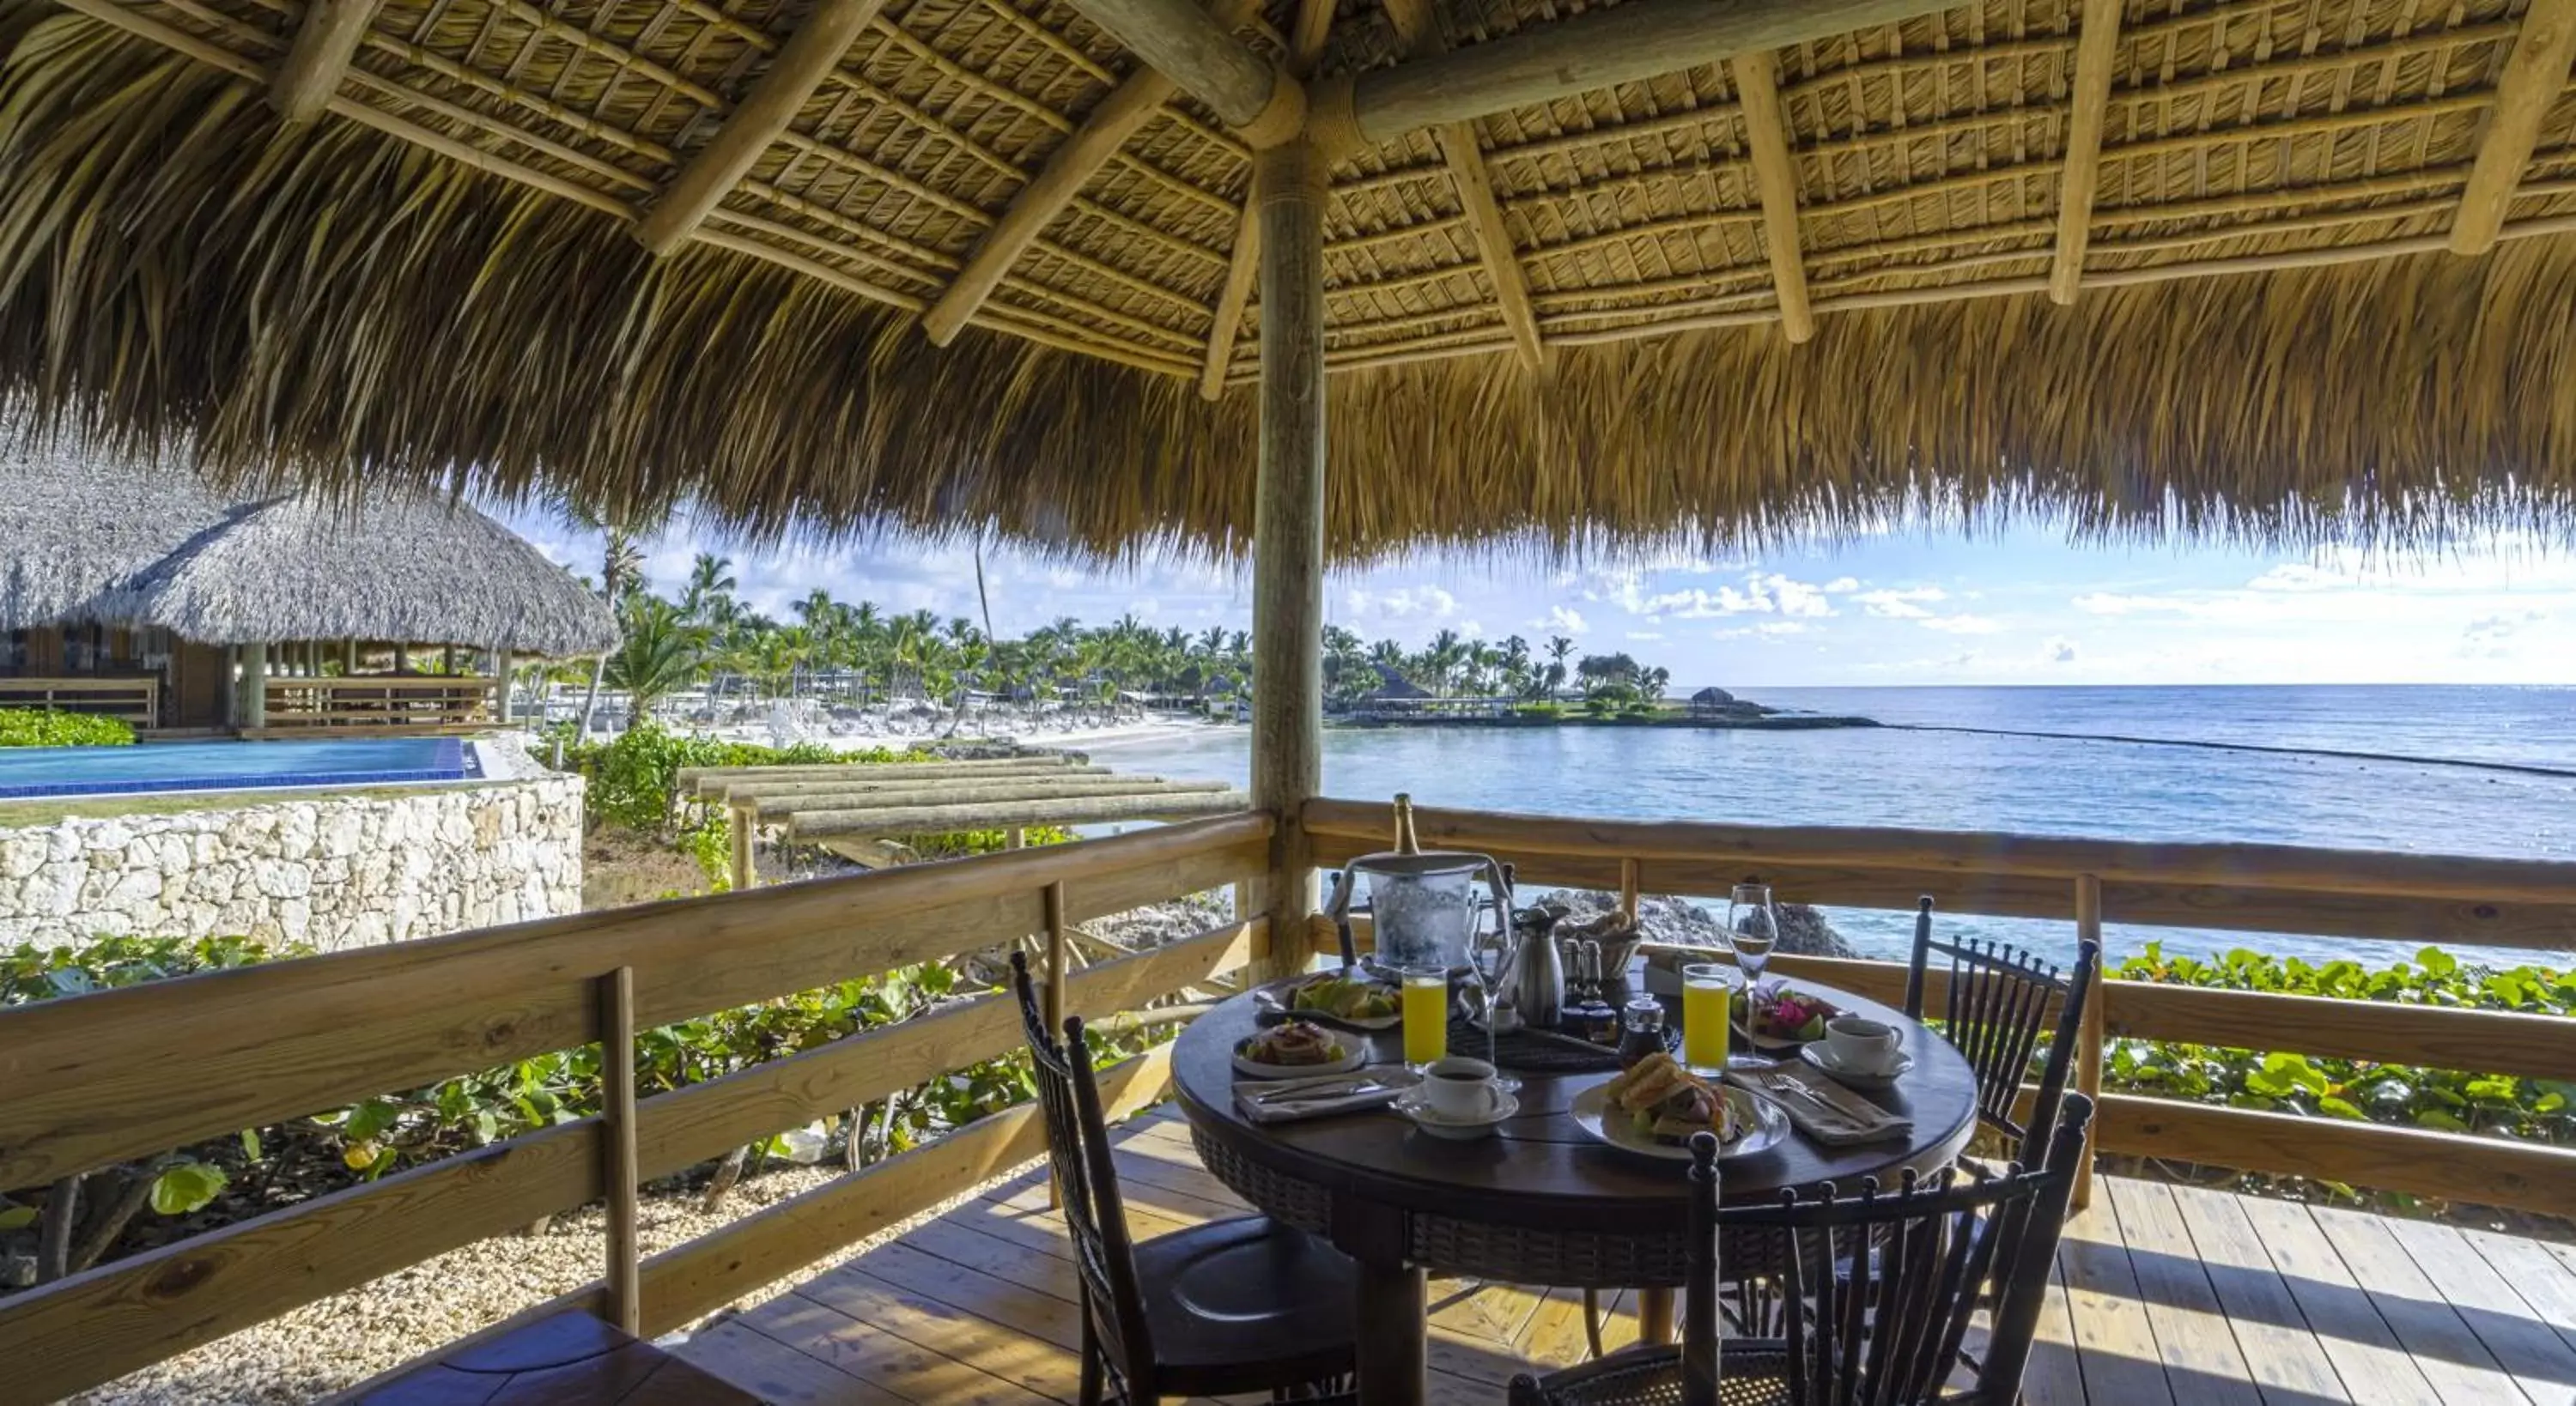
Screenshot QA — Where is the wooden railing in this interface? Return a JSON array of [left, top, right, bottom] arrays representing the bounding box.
[[0, 812, 1273, 1404], [0, 676, 159, 729], [1305, 798, 2576, 1221], [259, 676, 495, 731]]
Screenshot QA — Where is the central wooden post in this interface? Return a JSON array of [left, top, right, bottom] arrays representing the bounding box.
[[1247, 138, 1328, 985]]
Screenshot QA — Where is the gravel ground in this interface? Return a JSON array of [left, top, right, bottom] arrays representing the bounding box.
[[69, 1156, 1041, 1406]]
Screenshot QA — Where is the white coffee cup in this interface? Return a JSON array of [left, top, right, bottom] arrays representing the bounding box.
[[1422, 1056, 1502, 1119], [1824, 1016, 1905, 1076]]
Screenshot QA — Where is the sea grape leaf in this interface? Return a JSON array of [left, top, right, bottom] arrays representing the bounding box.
[[150, 1161, 228, 1216]]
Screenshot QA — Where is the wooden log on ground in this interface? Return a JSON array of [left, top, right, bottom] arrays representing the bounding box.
[[788, 791, 1252, 839], [751, 779, 1228, 817], [736, 772, 1161, 809]]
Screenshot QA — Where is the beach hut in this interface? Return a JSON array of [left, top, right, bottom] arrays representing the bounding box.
[[5, 0, 2576, 1398], [0, 439, 616, 731]]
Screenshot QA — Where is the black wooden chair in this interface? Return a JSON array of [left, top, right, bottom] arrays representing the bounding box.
[[1007, 951, 1358, 1404], [1903, 898, 2100, 1170], [1509, 1094, 2094, 1406]]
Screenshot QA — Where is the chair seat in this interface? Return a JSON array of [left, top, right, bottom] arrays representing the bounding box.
[[1131, 1215, 1358, 1395], [1510, 1341, 1799, 1406]]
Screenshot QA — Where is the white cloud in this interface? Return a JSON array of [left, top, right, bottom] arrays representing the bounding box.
[[1919, 614, 2003, 634], [1352, 585, 1459, 620], [1459, 619, 1487, 639], [1626, 630, 1665, 641], [1856, 585, 1946, 619], [1822, 577, 1861, 593], [2044, 636, 2079, 664], [1529, 604, 1589, 635], [1632, 572, 1839, 621], [1714, 621, 1811, 639]]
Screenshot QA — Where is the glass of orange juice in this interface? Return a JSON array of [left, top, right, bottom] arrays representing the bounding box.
[[1400, 965, 1449, 1068], [1681, 961, 1731, 1074]]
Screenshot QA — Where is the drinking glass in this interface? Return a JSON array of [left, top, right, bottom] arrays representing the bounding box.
[[1400, 965, 1450, 1069], [1728, 883, 1779, 984], [1680, 961, 1731, 1074]]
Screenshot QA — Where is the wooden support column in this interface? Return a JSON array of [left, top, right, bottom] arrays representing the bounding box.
[[729, 802, 756, 892], [2072, 873, 2105, 1209], [493, 647, 513, 723], [2049, 0, 2125, 304], [270, 0, 384, 123], [1042, 880, 1071, 1208], [240, 643, 268, 731], [1195, 0, 1330, 402], [1381, 0, 1545, 369], [634, 0, 890, 255], [341, 639, 356, 676], [2449, 0, 2576, 255], [598, 967, 641, 1335], [1729, 51, 1813, 342], [1247, 138, 1328, 985]]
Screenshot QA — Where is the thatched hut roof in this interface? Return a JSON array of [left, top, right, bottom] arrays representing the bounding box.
[[1690, 687, 1735, 706], [2, 0, 2573, 558], [0, 437, 618, 656]]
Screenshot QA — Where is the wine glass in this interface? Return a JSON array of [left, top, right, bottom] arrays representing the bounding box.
[[1728, 883, 1779, 985]]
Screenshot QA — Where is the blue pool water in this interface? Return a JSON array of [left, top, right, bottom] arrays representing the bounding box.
[[0, 737, 479, 798]]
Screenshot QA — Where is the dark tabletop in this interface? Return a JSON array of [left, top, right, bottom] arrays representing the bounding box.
[[1174, 975, 1980, 1239]]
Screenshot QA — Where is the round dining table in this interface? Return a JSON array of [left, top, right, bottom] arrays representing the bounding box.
[[1171, 973, 1980, 1405]]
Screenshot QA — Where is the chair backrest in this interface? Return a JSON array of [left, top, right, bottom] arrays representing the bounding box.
[[1009, 951, 1154, 1391], [1680, 1130, 1722, 1406], [1902, 897, 2099, 1167], [1725, 1094, 2095, 1406]]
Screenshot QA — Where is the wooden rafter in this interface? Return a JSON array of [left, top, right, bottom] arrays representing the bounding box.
[[1729, 52, 1813, 342], [270, 0, 385, 124], [2050, 0, 2127, 304], [1330, 0, 1970, 144], [1046, 0, 1296, 134], [1382, 0, 1546, 371], [2449, 0, 2576, 255], [926, 0, 1264, 345], [635, 0, 889, 256]]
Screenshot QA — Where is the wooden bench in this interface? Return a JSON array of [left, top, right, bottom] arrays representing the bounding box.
[[347, 1312, 767, 1405]]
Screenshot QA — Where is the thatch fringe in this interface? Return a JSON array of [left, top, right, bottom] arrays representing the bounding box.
[[2, 5, 2573, 563]]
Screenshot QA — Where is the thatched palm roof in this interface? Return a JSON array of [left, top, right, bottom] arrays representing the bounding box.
[[0, 436, 619, 655], [1, 0, 2573, 557]]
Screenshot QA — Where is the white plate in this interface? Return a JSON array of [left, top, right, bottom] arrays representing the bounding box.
[[1394, 1086, 1519, 1140], [1234, 1034, 1369, 1082], [1569, 1081, 1791, 1162], [1800, 1042, 1913, 1090], [1256, 973, 1405, 1031]]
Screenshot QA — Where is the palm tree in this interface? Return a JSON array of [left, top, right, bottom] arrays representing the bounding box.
[[556, 493, 656, 737], [682, 554, 738, 626], [1544, 635, 1576, 698], [603, 597, 703, 719]]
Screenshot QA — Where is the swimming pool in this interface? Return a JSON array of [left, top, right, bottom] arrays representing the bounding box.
[[0, 737, 482, 799]]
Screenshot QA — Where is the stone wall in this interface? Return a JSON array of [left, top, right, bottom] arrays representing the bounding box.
[[0, 775, 585, 951]]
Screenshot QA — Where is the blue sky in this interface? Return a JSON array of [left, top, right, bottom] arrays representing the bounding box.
[[498, 504, 2575, 688]]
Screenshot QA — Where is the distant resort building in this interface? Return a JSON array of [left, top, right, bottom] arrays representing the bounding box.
[[0, 436, 616, 734]]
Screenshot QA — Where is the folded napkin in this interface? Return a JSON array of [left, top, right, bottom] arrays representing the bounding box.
[[1726, 1063, 1912, 1146], [1233, 1070, 1412, 1124]]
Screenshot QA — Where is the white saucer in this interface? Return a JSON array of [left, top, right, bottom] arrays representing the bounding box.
[[1392, 1086, 1519, 1140], [1801, 1042, 1912, 1090]]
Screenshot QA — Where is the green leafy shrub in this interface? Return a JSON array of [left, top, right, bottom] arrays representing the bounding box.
[[0, 708, 136, 748], [550, 722, 928, 833], [2, 930, 1168, 1276], [2103, 943, 2576, 1150]]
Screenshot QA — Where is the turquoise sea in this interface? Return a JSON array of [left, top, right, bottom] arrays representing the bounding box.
[[1086, 686, 2576, 972]]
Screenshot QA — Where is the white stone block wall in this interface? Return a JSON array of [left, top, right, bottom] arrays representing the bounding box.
[[0, 776, 586, 951]]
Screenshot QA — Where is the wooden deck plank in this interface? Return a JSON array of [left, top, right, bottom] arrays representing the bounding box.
[[2229, 1194, 2445, 1406], [2165, 1181, 2354, 1404], [795, 1265, 1088, 1402], [2380, 1218, 2576, 1406], [2104, 1179, 2266, 1406], [2463, 1228, 2576, 1357], [2056, 1200, 2180, 1406], [2309, 1204, 2534, 1406], [675, 1319, 913, 1405], [732, 1293, 1051, 1406], [2020, 1255, 2091, 1406]]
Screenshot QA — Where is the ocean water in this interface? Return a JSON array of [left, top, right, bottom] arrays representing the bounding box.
[[1086, 686, 2576, 972]]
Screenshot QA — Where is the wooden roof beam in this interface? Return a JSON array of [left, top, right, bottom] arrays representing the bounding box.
[[1729, 51, 1812, 342], [1315, 0, 1969, 148], [924, 0, 1266, 345], [1382, 0, 1546, 371], [270, 0, 386, 124], [2449, 0, 2576, 256], [1198, 0, 1330, 399], [1048, 0, 1306, 144], [2049, 0, 2125, 303], [635, 0, 890, 256]]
